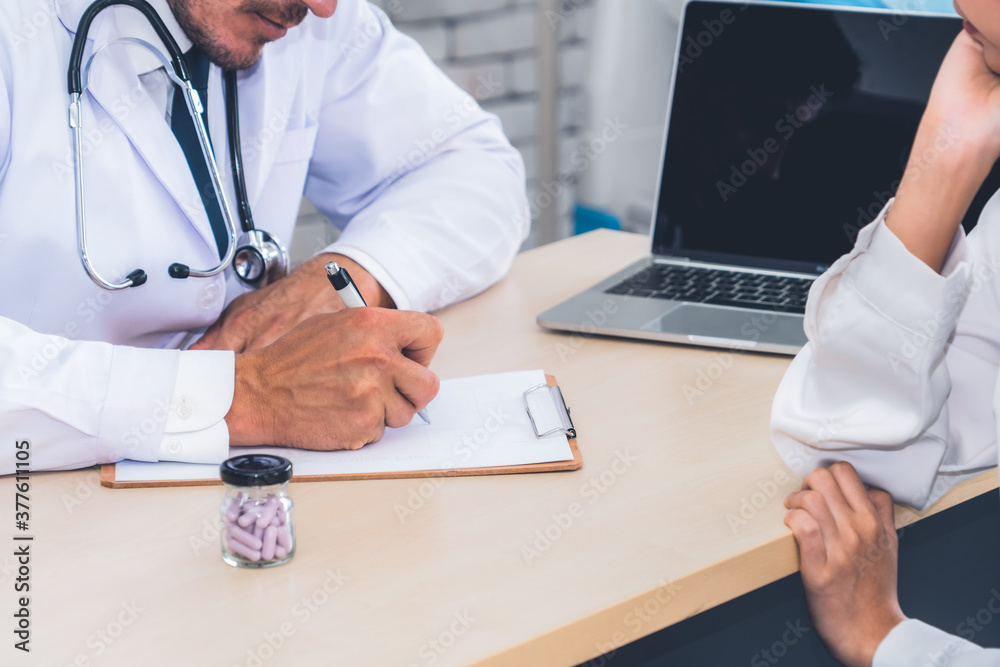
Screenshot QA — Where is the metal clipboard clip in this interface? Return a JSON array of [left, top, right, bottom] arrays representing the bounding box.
[[522, 383, 576, 440]]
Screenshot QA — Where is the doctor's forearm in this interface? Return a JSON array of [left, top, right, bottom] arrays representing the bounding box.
[[190, 252, 396, 353], [225, 355, 273, 447]]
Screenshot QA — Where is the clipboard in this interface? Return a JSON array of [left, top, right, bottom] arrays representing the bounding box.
[[101, 374, 581, 488]]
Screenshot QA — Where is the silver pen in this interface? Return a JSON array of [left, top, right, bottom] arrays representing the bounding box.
[[326, 261, 431, 425]]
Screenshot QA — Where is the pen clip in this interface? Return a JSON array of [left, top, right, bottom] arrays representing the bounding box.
[[522, 383, 576, 440]]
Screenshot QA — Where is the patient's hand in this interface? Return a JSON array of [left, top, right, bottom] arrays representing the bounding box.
[[783, 462, 907, 667], [885, 32, 1000, 273], [921, 31, 1000, 162]]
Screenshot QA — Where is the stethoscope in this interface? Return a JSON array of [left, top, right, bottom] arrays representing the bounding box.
[[67, 0, 289, 291]]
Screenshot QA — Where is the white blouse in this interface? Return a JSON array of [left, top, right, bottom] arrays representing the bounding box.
[[771, 194, 1000, 662]]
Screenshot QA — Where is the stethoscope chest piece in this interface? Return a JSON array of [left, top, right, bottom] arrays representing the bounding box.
[[234, 230, 289, 289]]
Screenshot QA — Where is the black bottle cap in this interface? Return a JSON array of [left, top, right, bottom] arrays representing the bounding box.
[[220, 455, 293, 487]]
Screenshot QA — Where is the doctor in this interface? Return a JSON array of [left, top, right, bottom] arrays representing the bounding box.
[[0, 0, 528, 474], [771, 1, 1000, 664]]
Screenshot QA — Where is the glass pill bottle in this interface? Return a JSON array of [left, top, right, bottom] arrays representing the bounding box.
[[219, 455, 295, 568]]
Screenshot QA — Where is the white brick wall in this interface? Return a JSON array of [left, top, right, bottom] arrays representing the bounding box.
[[372, 0, 597, 251], [386, 0, 508, 22], [453, 9, 536, 58], [399, 23, 449, 60], [291, 0, 597, 263]]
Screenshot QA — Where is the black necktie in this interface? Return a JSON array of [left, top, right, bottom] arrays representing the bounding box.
[[170, 46, 229, 258]]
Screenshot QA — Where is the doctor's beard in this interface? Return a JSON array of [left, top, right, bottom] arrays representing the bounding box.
[[168, 0, 311, 71]]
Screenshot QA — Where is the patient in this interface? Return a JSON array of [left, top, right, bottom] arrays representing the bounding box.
[[770, 1, 1000, 664]]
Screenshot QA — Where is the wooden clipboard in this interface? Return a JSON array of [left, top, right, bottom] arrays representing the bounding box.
[[101, 374, 582, 488]]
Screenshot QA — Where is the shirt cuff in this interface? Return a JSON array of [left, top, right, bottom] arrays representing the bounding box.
[[98, 345, 180, 464], [317, 243, 413, 311], [157, 350, 235, 465], [874, 619, 980, 666], [845, 203, 971, 339]]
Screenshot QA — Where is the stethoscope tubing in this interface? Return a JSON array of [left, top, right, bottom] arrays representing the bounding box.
[[226, 70, 256, 235], [74, 37, 242, 289], [67, 0, 286, 290]]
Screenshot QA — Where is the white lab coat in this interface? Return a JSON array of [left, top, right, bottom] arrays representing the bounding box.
[[771, 196, 1000, 662], [0, 0, 528, 474]]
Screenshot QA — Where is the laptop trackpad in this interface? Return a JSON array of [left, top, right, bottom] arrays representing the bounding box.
[[641, 304, 804, 346]]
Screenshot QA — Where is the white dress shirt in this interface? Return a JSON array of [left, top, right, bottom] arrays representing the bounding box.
[[771, 194, 1000, 662], [0, 0, 528, 476], [875, 619, 1000, 665]]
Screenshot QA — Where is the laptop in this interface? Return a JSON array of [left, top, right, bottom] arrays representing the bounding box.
[[538, 0, 1000, 355]]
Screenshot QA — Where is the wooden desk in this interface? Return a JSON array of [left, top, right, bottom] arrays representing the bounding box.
[[1, 230, 996, 666]]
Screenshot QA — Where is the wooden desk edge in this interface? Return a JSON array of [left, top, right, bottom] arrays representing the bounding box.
[[473, 469, 999, 667]]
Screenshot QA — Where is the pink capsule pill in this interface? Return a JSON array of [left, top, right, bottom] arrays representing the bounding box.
[[276, 525, 291, 550], [275, 546, 287, 559], [275, 508, 286, 526], [236, 508, 257, 528], [227, 537, 261, 562], [228, 524, 263, 551], [262, 526, 278, 560], [256, 497, 279, 529], [253, 524, 264, 540], [224, 500, 240, 523]]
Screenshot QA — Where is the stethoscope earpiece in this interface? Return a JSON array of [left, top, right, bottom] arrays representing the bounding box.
[[168, 264, 191, 279], [68, 0, 289, 292], [126, 269, 148, 287]]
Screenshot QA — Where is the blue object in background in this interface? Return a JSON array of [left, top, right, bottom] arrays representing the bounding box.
[[574, 205, 621, 235], [785, 0, 886, 6], [883, 0, 956, 13], [784, 0, 956, 13]]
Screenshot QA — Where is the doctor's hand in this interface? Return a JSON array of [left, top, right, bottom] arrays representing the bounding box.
[[225, 308, 442, 450], [783, 462, 906, 667], [190, 253, 395, 353]]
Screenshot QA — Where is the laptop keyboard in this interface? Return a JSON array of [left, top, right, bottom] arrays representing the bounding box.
[[605, 264, 813, 314]]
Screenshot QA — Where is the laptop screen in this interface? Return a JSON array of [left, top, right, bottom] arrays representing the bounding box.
[[651, 1, 1000, 274]]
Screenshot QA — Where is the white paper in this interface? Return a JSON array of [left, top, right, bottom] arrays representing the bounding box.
[[114, 370, 573, 483]]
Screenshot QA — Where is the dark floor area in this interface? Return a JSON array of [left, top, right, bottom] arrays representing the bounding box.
[[578, 489, 1000, 667]]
